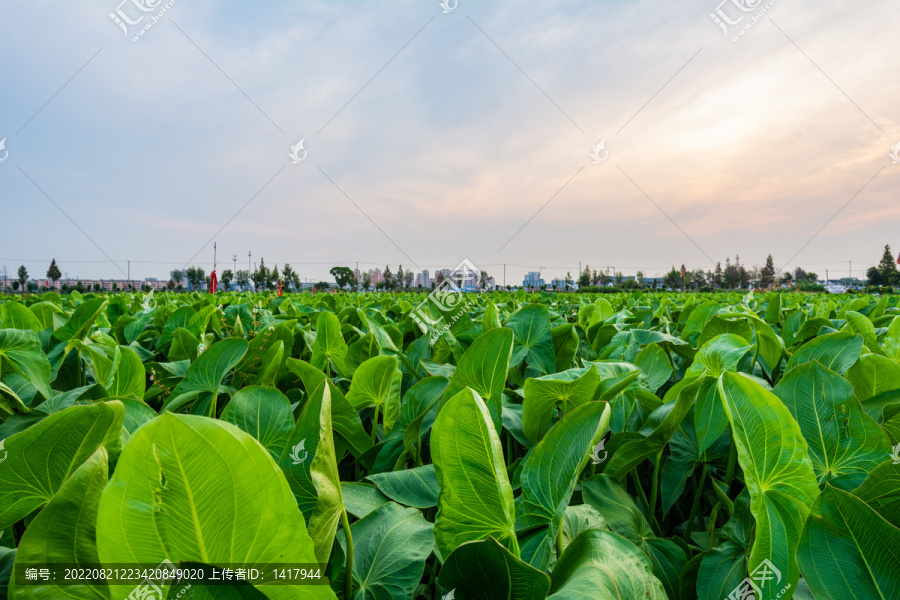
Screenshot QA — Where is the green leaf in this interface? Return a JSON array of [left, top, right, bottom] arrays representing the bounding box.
[[582, 474, 654, 546], [8, 448, 109, 600], [603, 377, 700, 481], [0, 401, 123, 529], [339, 502, 434, 600], [105, 346, 145, 400], [279, 380, 343, 563], [346, 355, 402, 435], [365, 464, 439, 509], [882, 316, 900, 361], [773, 361, 891, 487], [853, 462, 900, 528], [441, 328, 514, 430], [522, 366, 602, 445], [0, 303, 41, 332], [516, 402, 611, 570], [53, 298, 107, 344], [507, 305, 556, 375], [844, 311, 879, 351], [687, 333, 753, 378], [285, 358, 373, 459], [311, 311, 348, 376], [634, 343, 672, 393], [0, 329, 53, 402], [96, 413, 335, 600], [221, 386, 294, 457], [551, 324, 579, 372], [797, 485, 900, 600], [162, 338, 248, 414], [547, 529, 667, 599], [340, 483, 389, 519], [786, 332, 863, 375], [718, 372, 819, 600], [168, 327, 201, 362], [439, 537, 551, 600], [432, 388, 518, 558], [846, 353, 900, 402], [696, 541, 746, 600]]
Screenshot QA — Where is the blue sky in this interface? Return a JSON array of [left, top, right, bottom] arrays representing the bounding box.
[[0, 0, 897, 285]]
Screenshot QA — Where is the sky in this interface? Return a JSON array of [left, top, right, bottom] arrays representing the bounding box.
[[0, 0, 898, 286]]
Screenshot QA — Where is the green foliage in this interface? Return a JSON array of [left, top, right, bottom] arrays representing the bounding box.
[[0, 288, 899, 599]]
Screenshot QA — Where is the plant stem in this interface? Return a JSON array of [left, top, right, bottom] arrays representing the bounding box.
[[341, 508, 354, 600], [371, 405, 380, 443], [649, 448, 663, 533], [630, 470, 650, 510], [725, 432, 737, 487], [683, 464, 708, 543], [556, 523, 565, 558]]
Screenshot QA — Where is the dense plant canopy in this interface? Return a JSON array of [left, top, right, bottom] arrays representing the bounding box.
[[1, 288, 899, 599]]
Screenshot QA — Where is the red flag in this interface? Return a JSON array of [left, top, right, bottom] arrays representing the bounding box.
[[210, 270, 217, 294], [278, 279, 283, 297], [897, 252, 900, 265]]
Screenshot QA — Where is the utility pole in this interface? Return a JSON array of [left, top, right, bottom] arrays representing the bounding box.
[[503, 264, 506, 288], [248, 251, 252, 291], [357, 261, 360, 292], [233, 254, 237, 275], [127, 260, 130, 290], [826, 268, 829, 285]]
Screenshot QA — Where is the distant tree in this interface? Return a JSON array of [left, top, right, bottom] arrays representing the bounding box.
[[614, 271, 623, 287], [712, 262, 724, 288], [112, 282, 119, 291], [46, 259, 61, 287], [691, 269, 707, 289], [315, 281, 330, 291], [565, 272, 574, 291], [185, 267, 205, 290], [878, 244, 899, 285], [404, 270, 414, 289], [235, 270, 250, 289], [362, 272, 372, 291], [663, 266, 680, 290], [282, 264, 297, 290], [271, 265, 280, 290], [221, 270, 234, 290], [170, 270, 184, 287], [330, 266, 356, 289], [434, 271, 444, 286], [383, 266, 394, 290], [780, 272, 793, 286], [27, 282, 37, 292], [12, 281, 19, 291], [579, 265, 591, 288], [167, 280, 176, 290], [396, 266, 405, 290], [93, 283, 102, 292], [760, 254, 776, 287], [479, 271, 491, 289], [591, 269, 599, 285], [17, 265, 28, 291], [636, 271, 645, 287], [254, 258, 269, 290]]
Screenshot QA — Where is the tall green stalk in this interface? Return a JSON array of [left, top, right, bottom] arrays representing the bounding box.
[[341, 508, 354, 599], [683, 464, 708, 543], [648, 448, 663, 532]]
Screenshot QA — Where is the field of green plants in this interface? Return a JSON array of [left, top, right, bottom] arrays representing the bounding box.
[[0, 289, 899, 599]]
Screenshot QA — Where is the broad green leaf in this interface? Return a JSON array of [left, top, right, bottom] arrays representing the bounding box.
[[687, 333, 753, 378], [0, 303, 41, 332], [695, 376, 728, 454], [285, 358, 373, 459], [8, 448, 109, 600], [773, 361, 891, 487], [522, 366, 602, 445], [582, 474, 654, 545], [560, 504, 607, 551], [311, 311, 347, 376], [853, 462, 900, 528], [551, 323, 579, 372], [340, 483, 389, 519], [346, 355, 402, 434], [0, 329, 53, 402], [882, 316, 900, 361], [279, 380, 343, 563], [483, 302, 501, 332], [0, 401, 123, 529], [168, 327, 201, 362], [28, 302, 62, 330], [603, 377, 701, 481], [53, 298, 107, 344], [516, 402, 610, 570], [365, 464, 439, 509], [697, 541, 746, 600], [507, 305, 556, 375], [844, 311, 879, 351], [439, 537, 551, 600], [786, 332, 863, 375], [432, 388, 518, 558], [162, 338, 248, 414], [846, 353, 900, 402], [547, 529, 666, 599], [718, 372, 819, 600], [797, 485, 900, 600], [634, 343, 672, 393], [221, 386, 294, 457], [96, 413, 334, 600], [339, 502, 434, 600], [441, 327, 514, 430]]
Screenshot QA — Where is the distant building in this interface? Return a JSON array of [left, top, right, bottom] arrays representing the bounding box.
[[523, 272, 544, 289], [422, 270, 430, 288]]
